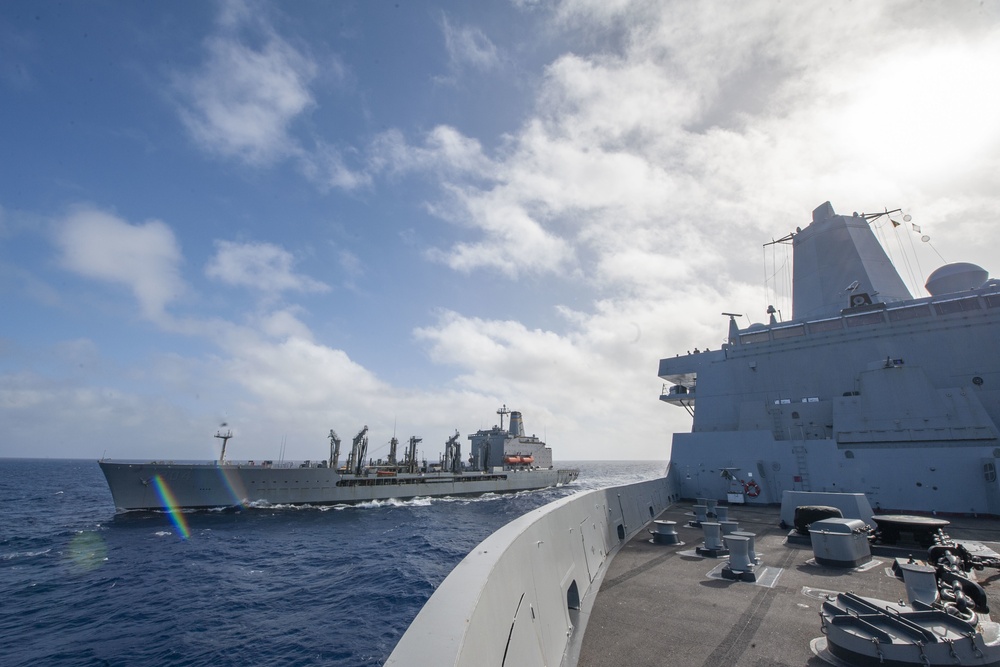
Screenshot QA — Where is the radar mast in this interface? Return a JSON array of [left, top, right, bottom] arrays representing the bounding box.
[[214, 429, 233, 464]]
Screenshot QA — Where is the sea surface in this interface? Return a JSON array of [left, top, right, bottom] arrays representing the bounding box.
[[0, 459, 666, 667]]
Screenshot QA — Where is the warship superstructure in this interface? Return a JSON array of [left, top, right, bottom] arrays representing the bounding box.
[[99, 407, 578, 511], [659, 202, 1000, 514]]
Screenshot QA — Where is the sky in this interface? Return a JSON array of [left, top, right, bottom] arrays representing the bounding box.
[[2, 0, 1000, 462]]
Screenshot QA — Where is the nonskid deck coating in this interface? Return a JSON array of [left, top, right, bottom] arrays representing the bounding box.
[[576, 503, 1000, 667]]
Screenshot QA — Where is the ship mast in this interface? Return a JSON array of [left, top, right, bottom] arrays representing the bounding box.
[[214, 429, 233, 464], [497, 404, 510, 432]]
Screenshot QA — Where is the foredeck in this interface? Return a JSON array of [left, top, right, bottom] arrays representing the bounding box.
[[576, 503, 1000, 667]]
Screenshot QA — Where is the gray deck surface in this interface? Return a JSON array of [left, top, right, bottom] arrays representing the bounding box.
[[576, 503, 1000, 667]]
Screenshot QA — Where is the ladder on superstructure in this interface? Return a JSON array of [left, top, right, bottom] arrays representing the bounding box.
[[792, 445, 812, 491]]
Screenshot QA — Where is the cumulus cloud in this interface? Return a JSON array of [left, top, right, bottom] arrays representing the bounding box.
[[206, 240, 330, 294], [392, 2, 1000, 292], [53, 207, 185, 321], [174, 20, 317, 165]]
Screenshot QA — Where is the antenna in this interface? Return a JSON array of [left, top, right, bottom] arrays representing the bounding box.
[[722, 313, 743, 346]]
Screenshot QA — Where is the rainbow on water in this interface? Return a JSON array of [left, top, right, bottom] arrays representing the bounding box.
[[152, 474, 191, 540]]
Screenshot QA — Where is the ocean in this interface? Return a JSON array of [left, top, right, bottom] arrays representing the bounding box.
[[1, 459, 666, 666]]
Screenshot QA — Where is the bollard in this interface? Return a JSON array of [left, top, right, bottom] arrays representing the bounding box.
[[732, 531, 758, 564], [692, 504, 709, 526], [696, 522, 729, 557], [649, 520, 681, 545], [719, 520, 740, 535], [722, 535, 757, 581]]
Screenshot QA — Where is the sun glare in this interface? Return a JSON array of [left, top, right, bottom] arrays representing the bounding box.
[[836, 40, 1000, 180]]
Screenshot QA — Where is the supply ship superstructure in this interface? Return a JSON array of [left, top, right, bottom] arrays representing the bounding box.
[[99, 407, 578, 511]]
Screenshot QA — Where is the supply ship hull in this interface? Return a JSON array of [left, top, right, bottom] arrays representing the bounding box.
[[99, 407, 578, 512], [98, 461, 578, 511]]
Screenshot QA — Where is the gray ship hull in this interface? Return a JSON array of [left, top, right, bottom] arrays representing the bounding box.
[[99, 461, 579, 512]]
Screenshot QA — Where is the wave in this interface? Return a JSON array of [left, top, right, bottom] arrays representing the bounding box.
[[1, 548, 52, 561]]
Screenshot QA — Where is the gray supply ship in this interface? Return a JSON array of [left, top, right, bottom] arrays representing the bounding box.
[[99, 406, 578, 511], [387, 201, 1000, 667]]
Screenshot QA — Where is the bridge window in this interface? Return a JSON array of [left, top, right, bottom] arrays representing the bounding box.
[[739, 331, 771, 344], [772, 325, 805, 339]]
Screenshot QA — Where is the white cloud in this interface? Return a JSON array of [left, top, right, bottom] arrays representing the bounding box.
[[0, 369, 212, 459], [426, 187, 576, 278], [299, 142, 372, 191], [176, 34, 315, 165], [206, 240, 330, 294], [440, 14, 502, 77], [369, 126, 494, 178], [173, 0, 317, 166], [53, 207, 185, 321], [173, 2, 373, 192]]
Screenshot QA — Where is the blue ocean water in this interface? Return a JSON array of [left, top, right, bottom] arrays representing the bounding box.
[[0, 459, 666, 666]]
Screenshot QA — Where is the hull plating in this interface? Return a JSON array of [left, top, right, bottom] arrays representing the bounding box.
[[99, 461, 578, 511]]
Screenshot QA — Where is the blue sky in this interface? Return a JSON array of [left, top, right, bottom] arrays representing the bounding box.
[[3, 0, 1000, 461]]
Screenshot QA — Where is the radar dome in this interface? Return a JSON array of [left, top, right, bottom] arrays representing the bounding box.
[[925, 262, 989, 296]]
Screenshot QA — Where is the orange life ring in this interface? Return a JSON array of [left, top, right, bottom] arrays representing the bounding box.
[[744, 480, 761, 498]]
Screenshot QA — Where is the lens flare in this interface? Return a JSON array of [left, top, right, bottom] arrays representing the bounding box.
[[215, 465, 249, 508], [68, 531, 108, 570], [152, 474, 191, 540]]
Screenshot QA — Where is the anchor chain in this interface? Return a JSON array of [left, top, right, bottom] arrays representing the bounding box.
[[871, 637, 884, 664], [915, 639, 930, 667], [945, 638, 962, 664], [965, 631, 984, 659]]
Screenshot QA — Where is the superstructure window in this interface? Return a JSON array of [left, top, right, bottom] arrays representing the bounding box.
[[772, 325, 805, 339], [888, 305, 932, 322], [845, 312, 884, 327], [935, 298, 981, 315], [808, 319, 843, 333], [739, 331, 770, 344]]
